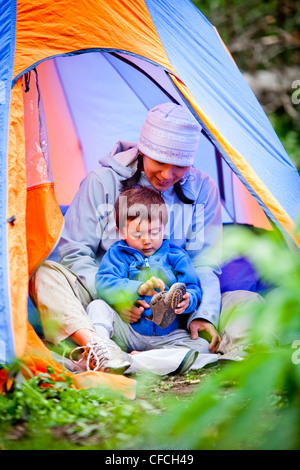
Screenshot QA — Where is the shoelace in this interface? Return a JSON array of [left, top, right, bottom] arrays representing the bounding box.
[[87, 341, 113, 371], [70, 339, 113, 371]]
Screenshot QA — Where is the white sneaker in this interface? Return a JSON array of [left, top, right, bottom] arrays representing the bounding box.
[[217, 348, 247, 364], [70, 338, 132, 374]]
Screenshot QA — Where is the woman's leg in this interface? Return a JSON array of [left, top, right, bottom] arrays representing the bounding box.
[[29, 260, 95, 345], [218, 290, 264, 354]]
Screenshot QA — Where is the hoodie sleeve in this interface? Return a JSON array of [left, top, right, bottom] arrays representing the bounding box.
[[58, 170, 115, 298], [95, 245, 143, 312], [185, 174, 222, 329]]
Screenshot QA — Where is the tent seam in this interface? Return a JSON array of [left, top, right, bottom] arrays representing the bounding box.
[[11, 48, 181, 89]]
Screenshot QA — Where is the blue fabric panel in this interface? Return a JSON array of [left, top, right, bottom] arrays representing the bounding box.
[[146, 0, 300, 230], [0, 0, 17, 363], [219, 257, 270, 294], [55, 52, 173, 174]]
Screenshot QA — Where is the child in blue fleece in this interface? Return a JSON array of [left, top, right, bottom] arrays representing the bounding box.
[[90, 186, 202, 343]]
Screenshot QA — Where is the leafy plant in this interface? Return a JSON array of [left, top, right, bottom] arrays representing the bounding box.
[[131, 225, 300, 450], [0, 366, 148, 450]]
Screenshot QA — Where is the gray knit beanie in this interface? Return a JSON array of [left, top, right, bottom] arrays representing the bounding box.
[[137, 102, 201, 166]]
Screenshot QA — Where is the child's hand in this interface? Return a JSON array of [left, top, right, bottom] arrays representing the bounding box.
[[137, 276, 165, 296], [175, 292, 190, 314], [119, 300, 149, 324]]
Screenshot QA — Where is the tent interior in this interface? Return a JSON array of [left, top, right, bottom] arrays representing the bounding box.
[[25, 51, 271, 229], [24, 50, 275, 336]]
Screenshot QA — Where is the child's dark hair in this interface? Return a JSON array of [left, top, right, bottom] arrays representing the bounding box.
[[115, 186, 168, 231], [120, 153, 194, 204]]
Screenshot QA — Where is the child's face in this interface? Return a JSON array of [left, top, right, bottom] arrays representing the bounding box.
[[119, 217, 164, 257]]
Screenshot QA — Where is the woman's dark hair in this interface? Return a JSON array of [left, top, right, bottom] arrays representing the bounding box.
[[120, 153, 194, 204], [120, 153, 144, 192]]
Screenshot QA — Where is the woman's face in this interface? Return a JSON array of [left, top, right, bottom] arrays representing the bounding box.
[[142, 155, 189, 192]]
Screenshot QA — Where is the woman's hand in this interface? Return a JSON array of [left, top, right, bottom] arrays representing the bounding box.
[[189, 318, 221, 354]]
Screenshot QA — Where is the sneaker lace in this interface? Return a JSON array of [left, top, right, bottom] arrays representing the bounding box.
[[87, 340, 112, 371], [70, 339, 114, 371]]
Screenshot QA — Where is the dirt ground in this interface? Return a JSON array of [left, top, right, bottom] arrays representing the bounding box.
[[138, 363, 221, 401]]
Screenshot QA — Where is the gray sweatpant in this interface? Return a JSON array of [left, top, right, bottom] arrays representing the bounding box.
[[29, 260, 264, 353], [87, 299, 211, 354]]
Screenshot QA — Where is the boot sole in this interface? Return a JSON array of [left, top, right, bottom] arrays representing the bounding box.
[[158, 283, 186, 329]]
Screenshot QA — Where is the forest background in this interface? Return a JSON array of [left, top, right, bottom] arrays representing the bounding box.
[[192, 0, 300, 172]]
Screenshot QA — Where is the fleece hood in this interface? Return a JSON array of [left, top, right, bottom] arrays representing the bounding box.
[[98, 141, 139, 178]]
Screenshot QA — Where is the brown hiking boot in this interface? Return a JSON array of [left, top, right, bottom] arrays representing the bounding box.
[[149, 282, 186, 329]]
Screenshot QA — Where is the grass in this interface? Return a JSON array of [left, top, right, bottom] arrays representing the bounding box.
[[0, 364, 215, 450], [1, 350, 298, 450]]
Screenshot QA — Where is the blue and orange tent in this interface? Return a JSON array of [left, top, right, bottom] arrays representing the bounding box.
[[1, 0, 300, 393]]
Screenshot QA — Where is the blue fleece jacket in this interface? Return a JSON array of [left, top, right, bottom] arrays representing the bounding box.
[[95, 239, 202, 336]]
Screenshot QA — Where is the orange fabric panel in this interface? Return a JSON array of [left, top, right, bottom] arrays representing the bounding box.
[[232, 173, 272, 230], [170, 75, 300, 247], [37, 60, 86, 205], [7, 78, 28, 359], [0, 323, 136, 399], [21, 324, 136, 400], [26, 183, 64, 277], [24, 323, 136, 399], [14, 0, 177, 81]]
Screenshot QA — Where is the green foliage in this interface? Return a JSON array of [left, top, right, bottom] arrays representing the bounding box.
[[0, 367, 147, 450], [192, 0, 300, 172], [269, 112, 300, 172], [132, 225, 300, 450]]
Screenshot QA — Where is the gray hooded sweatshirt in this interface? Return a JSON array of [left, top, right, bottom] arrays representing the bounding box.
[[58, 141, 222, 329]]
